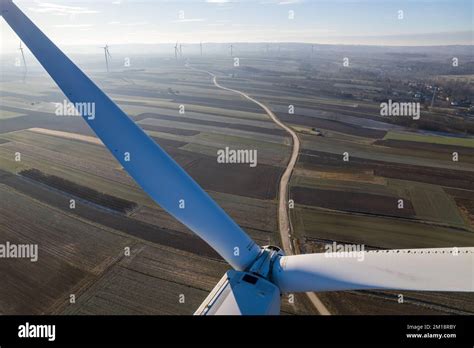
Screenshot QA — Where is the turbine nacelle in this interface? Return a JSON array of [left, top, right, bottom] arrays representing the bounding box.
[[194, 270, 281, 315], [195, 246, 285, 315]]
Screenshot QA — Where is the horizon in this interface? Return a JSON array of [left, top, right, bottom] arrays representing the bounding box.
[[0, 0, 473, 55]]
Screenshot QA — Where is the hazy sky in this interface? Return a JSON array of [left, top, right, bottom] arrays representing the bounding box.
[[0, 0, 472, 53]]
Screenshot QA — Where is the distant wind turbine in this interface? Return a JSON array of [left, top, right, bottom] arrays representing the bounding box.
[[200, 41, 203, 56], [431, 87, 438, 108], [18, 41, 27, 80], [230, 44, 233, 57], [174, 41, 179, 60], [179, 44, 183, 58], [102, 44, 111, 72]]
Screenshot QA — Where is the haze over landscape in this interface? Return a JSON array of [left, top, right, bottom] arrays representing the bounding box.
[[0, 0, 472, 55]]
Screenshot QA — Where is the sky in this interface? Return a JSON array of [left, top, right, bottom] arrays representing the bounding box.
[[0, 0, 473, 53]]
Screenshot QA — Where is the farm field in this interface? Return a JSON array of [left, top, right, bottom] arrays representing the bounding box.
[[0, 183, 132, 314], [384, 131, 474, 147], [291, 207, 474, 250], [287, 98, 474, 314], [0, 62, 299, 314], [60, 243, 314, 315]]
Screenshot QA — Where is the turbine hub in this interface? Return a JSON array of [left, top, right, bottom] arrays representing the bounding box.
[[247, 245, 284, 281]]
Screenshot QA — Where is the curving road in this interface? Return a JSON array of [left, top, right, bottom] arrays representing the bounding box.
[[189, 65, 330, 315]]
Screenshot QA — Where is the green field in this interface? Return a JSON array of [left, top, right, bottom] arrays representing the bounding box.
[[0, 108, 25, 119], [401, 181, 466, 227], [384, 131, 474, 148], [292, 207, 474, 249]]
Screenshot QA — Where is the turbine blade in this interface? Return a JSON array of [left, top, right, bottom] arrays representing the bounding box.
[[0, 0, 260, 271], [272, 248, 474, 293]]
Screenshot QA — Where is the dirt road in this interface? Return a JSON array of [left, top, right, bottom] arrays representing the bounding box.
[[189, 65, 330, 315]]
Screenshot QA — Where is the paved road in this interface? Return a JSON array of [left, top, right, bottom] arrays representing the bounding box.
[[189, 65, 330, 315]]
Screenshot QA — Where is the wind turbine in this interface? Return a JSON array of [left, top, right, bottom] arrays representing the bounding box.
[[230, 44, 233, 57], [200, 41, 203, 56], [18, 40, 27, 80], [174, 41, 179, 60], [2, 0, 473, 315], [102, 44, 111, 72], [179, 43, 183, 58], [431, 86, 438, 108]]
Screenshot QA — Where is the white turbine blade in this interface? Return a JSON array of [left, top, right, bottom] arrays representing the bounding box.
[[272, 248, 474, 293]]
